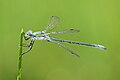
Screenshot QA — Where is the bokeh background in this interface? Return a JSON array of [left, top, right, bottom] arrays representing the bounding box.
[[1, 0, 120, 80]]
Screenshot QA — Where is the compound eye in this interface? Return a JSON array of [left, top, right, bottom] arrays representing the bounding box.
[[24, 30, 32, 40], [26, 33, 30, 36], [26, 30, 32, 36]]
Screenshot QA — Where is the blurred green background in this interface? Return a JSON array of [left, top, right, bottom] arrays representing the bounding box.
[[1, 0, 120, 80]]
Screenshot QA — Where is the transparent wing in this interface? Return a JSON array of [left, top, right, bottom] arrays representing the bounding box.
[[47, 29, 80, 34], [51, 40, 80, 57], [44, 16, 60, 32]]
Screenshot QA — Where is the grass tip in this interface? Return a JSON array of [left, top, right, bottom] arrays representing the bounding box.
[[21, 28, 24, 33]]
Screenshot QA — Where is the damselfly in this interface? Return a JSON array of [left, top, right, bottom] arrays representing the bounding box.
[[22, 16, 106, 57]]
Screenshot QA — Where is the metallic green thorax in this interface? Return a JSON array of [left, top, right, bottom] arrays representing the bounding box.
[[32, 31, 44, 36]]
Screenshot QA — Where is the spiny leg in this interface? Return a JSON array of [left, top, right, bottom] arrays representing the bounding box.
[[51, 40, 80, 58], [21, 40, 35, 56], [19, 43, 30, 47]]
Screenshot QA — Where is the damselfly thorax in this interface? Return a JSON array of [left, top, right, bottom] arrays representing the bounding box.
[[31, 32, 50, 41]]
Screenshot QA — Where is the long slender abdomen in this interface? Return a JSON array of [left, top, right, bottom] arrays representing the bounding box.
[[50, 38, 107, 50]]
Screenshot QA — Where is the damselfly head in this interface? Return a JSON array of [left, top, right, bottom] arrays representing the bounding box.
[[24, 30, 32, 40]]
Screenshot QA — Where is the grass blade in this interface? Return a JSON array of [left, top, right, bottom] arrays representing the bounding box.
[[17, 29, 24, 80]]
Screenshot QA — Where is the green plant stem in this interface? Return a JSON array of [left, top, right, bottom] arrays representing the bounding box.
[[17, 29, 24, 80]]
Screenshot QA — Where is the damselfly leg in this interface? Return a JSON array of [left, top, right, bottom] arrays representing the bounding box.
[[22, 40, 35, 55]]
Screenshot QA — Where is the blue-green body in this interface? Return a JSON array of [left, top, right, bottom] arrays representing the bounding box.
[[32, 31, 43, 36]]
